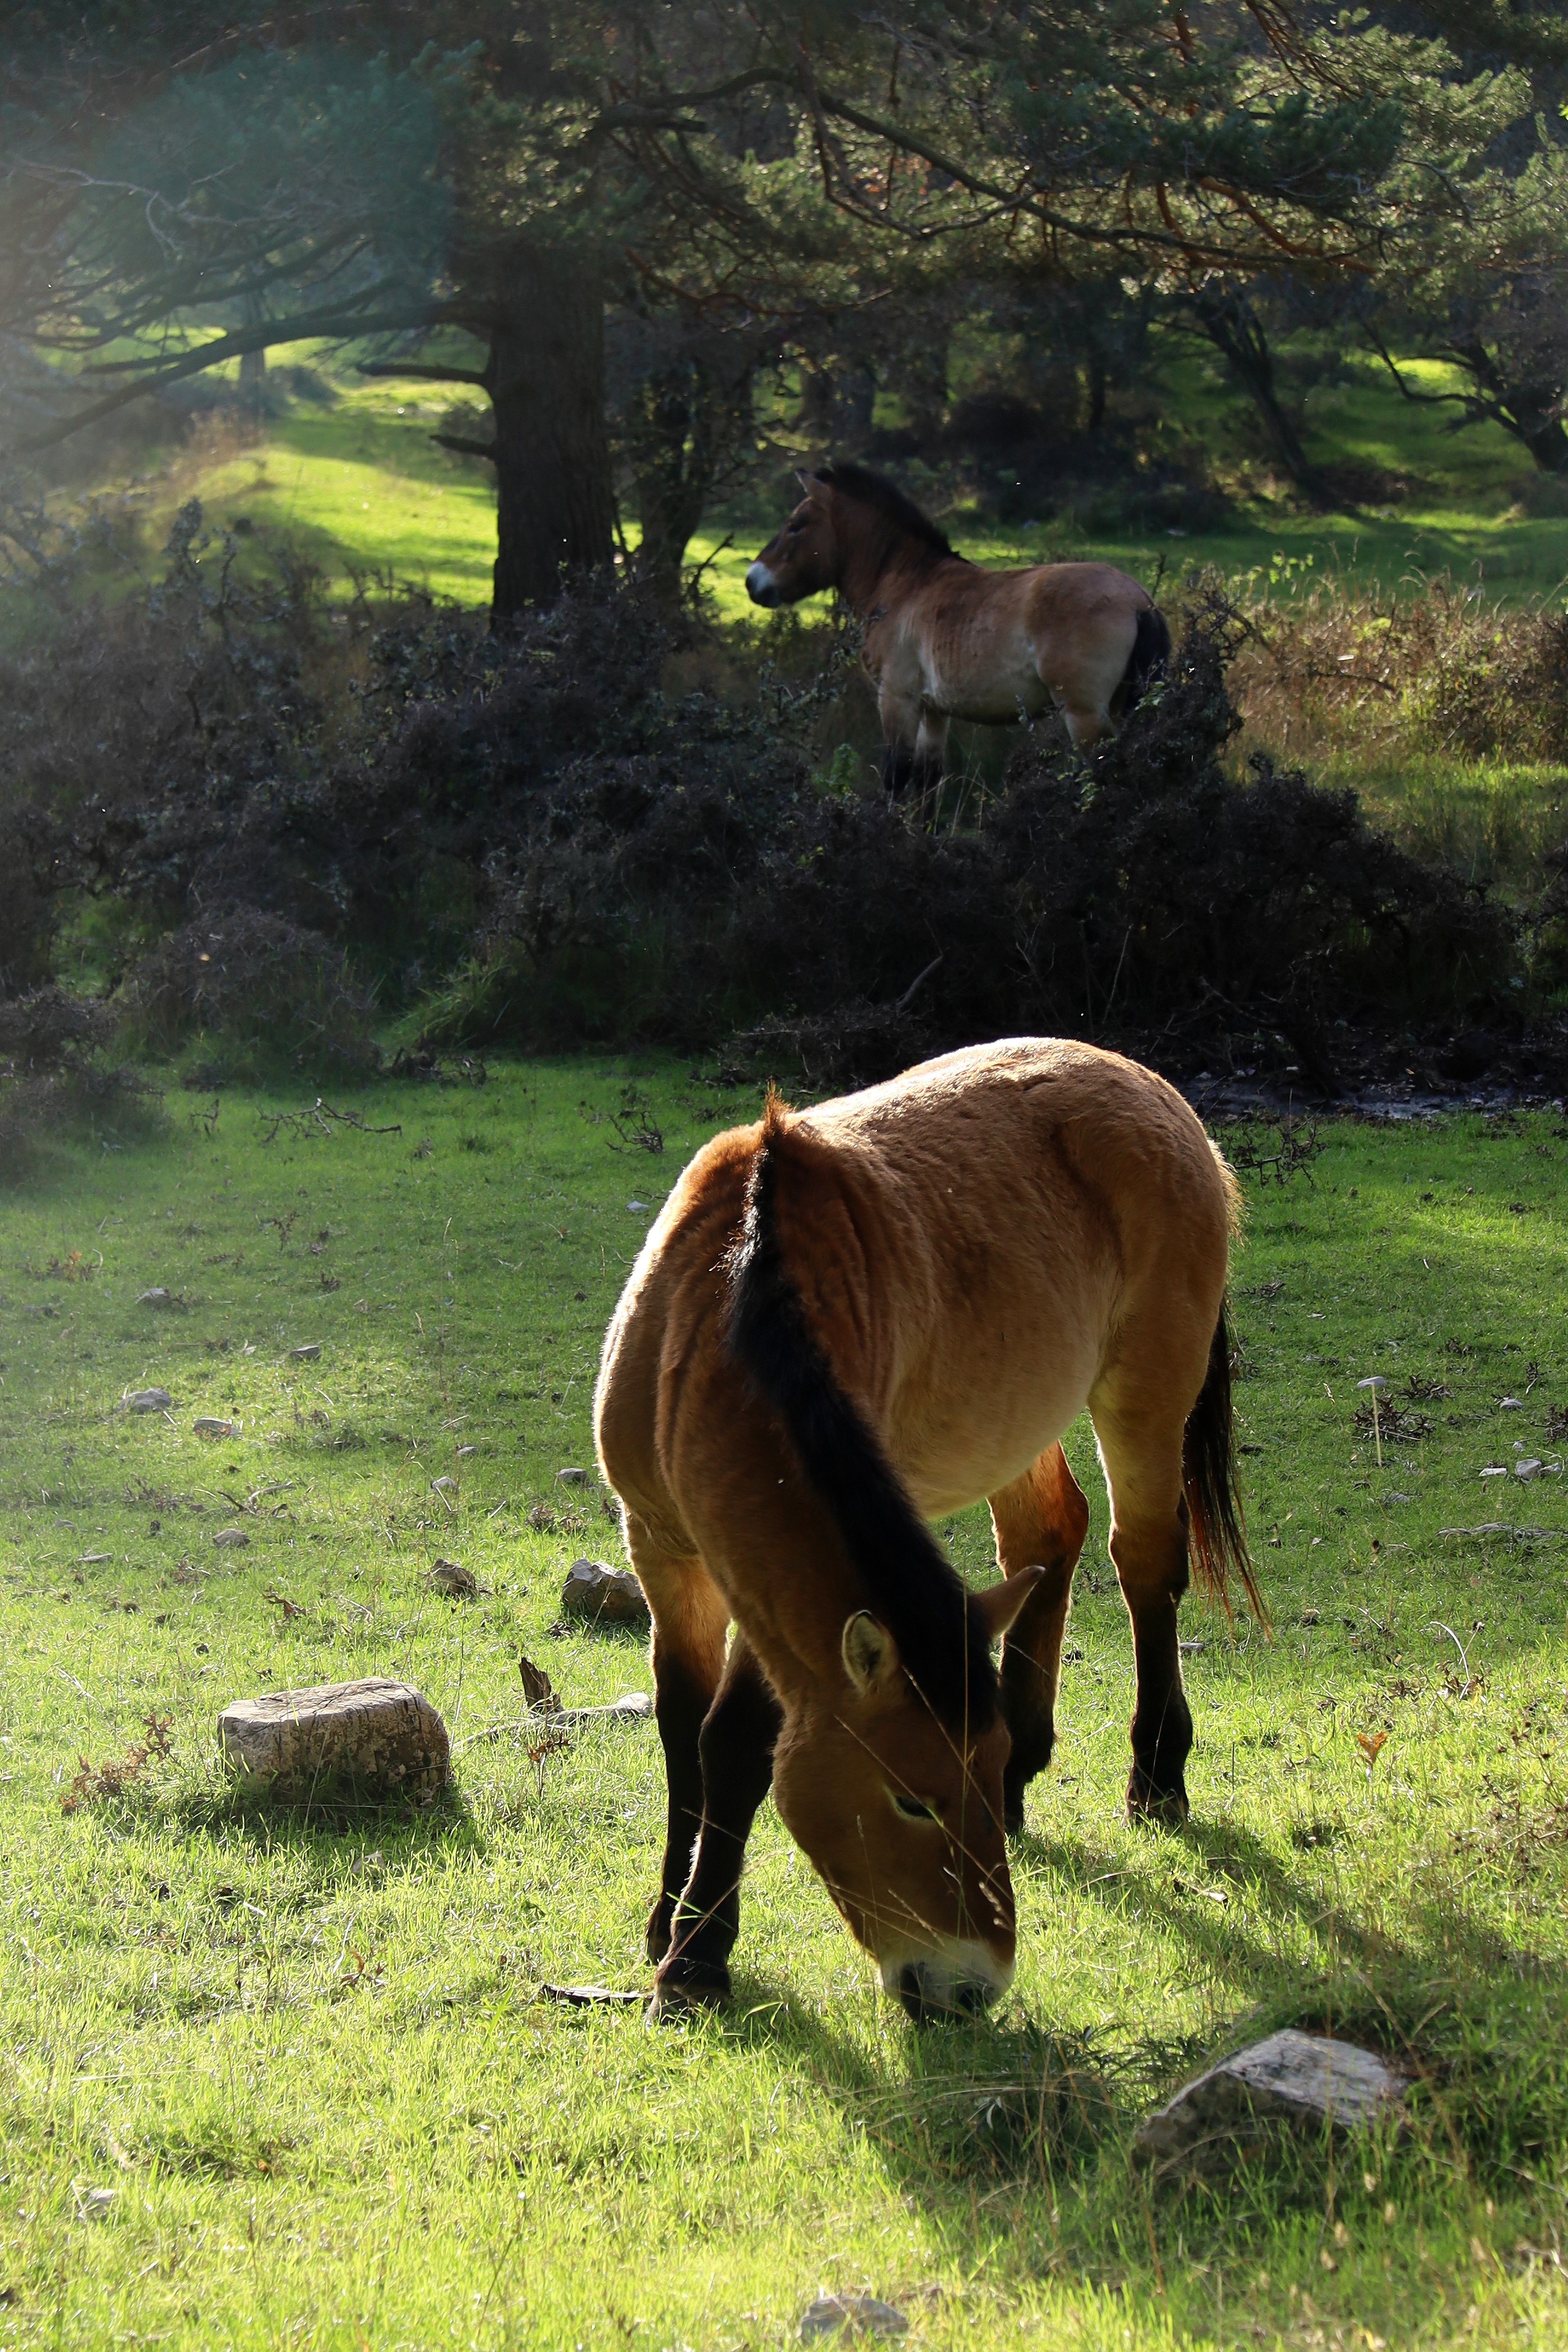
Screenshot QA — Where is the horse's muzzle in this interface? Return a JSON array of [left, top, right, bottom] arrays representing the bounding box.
[[894, 1959, 1001, 2026], [745, 561, 780, 608]]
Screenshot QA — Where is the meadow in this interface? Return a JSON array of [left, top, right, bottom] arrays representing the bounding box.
[[2, 1060, 1568, 2350], [65, 340, 1568, 623]]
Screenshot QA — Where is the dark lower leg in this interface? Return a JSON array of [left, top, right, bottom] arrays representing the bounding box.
[[1116, 1521, 1192, 1823], [882, 739, 916, 797], [990, 1446, 1090, 1833], [648, 1645, 721, 1964], [655, 1643, 782, 2007]]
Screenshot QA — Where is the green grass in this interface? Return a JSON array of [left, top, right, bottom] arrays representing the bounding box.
[[62, 342, 1568, 623], [4, 1062, 1568, 2346]]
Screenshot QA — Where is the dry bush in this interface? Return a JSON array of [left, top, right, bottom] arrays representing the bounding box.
[[0, 984, 161, 1180], [1230, 575, 1568, 769]]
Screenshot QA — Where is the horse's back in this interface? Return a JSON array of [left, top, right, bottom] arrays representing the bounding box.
[[788, 1039, 1232, 1509]]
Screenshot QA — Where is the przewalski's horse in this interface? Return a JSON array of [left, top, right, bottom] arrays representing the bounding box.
[[746, 463, 1170, 792], [594, 1038, 1258, 2024]]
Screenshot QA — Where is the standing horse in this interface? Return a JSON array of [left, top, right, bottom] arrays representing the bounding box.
[[594, 1037, 1258, 2022], [746, 463, 1170, 793]]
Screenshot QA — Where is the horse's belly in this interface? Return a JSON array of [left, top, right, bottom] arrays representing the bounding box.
[[897, 1325, 1103, 1518], [927, 658, 1049, 728]]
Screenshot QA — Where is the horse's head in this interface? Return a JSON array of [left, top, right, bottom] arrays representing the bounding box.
[[771, 1576, 1041, 2021], [745, 472, 843, 608]]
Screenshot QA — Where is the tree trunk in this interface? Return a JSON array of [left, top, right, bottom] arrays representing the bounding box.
[[627, 351, 754, 596], [485, 244, 614, 621], [1448, 341, 1568, 474], [1191, 289, 1327, 506]]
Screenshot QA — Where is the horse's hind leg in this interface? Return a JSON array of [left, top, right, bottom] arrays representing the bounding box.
[[626, 1520, 732, 1965], [988, 1442, 1091, 1834], [651, 1631, 783, 2016], [1087, 1384, 1195, 1826]]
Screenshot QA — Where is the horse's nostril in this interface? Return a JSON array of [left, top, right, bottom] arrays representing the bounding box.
[[897, 1963, 928, 2023], [953, 1978, 991, 2015]]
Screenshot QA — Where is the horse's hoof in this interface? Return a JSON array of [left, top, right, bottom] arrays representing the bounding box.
[[647, 1954, 730, 2022], [1126, 1781, 1188, 1829]]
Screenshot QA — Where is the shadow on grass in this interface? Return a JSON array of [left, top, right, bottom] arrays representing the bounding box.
[[685, 1823, 1568, 2344]]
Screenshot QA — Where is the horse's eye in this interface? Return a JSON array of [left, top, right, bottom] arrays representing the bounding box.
[[786, 518, 806, 534], [891, 1791, 939, 1822]]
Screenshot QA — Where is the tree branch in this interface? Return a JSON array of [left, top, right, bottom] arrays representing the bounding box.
[[358, 362, 489, 387], [6, 295, 462, 456], [431, 431, 496, 460]]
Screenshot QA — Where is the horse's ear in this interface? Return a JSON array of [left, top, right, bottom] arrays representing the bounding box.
[[797, 469, 831, 503], [970, 1568, 1046, 1646], [842, 1612, 901, 1697]]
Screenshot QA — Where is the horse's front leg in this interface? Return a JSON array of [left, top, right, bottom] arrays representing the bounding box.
[[877, 681, 924, 797], [632, 1540, 731, 1965], [650, 1633, 783, 2017], [988, 1441, 1092, 1834]]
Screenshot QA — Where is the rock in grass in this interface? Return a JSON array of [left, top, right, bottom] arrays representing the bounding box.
[[800, 2296, 908, 2342], [137, 1287, 173, 1308], [124, 1387, 172, 1414], [1132, 2030, 1406, 2175], [560, 1558, 649, 1628], [213, 1526, 250, 1549], [218, 1677, 449, 1798], [425, 1557, 481, 1598], [193, 1416, 238, 1439], [287, 1342, 322, 1361]]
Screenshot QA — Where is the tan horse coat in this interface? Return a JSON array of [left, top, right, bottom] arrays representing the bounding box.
[[594, 1037, 1252, 2020], [746, 466, 1168, 786]]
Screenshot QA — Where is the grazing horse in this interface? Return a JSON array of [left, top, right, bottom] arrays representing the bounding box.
[[593, 1037, 1258, 2022], [746, 463, 1170, 792]]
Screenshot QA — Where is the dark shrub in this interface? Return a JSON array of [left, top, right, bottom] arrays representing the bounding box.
[[120, 911, 380, 1077]]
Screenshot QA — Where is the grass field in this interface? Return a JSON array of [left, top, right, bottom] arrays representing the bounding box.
[[60, 342, 1568, 622], [4, 1061, 1568, 2348]]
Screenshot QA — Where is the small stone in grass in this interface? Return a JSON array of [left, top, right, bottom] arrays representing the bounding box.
[[555, 1466, 589, 1485], [194, 1417, 238, 1439], [73, 2185, 116, 2223], [125, 1388, 172, 1414], [800, 2296, 908, 2342], [1500, 1396, 1524, 1410], [213, 1527, 250, 1549], [287, 1343, 321, 1362], [1132, 2030, 1406, 2177], [560, 1558, 649, 1628], [425, 1558, 481, 1598], [627, 1200, 648, 1213], [137, 1288, 172, 1308]]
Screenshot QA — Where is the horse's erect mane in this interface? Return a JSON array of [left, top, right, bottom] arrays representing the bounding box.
[[815, 463, 959, 563]]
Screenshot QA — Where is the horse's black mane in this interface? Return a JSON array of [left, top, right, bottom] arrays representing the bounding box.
[[814, 463, 959, 562]]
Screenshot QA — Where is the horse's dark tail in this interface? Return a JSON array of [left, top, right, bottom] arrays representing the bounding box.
[[1182, 1303, 1267, 1625], [724, 1094, 995, 1728], [1110, 603, 1172, 720]]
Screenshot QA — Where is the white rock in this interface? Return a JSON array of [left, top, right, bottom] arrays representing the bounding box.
[[555, 1466, 589, 1485], [194, 1417, 238, 1439], [137, 1288, 172, 1308], [1133, 2029, 1406, 2175], [287, 1343, 321, 1362], [218, 1677, 449, 1798], [125, 1388, 172, 1413], [213, 1527, 250, 1548], [1515, 1459, 1543, 1480]]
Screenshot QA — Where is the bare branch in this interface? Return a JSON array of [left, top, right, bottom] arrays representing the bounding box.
[[357, 362, 489, 387], [431, 431, 496, 460]]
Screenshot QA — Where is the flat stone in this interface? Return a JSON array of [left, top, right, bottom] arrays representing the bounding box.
[[137, 1287, 172, 1307], [125, 1388, 172, 1413], [193, 1417, 238, 1439], [547, 1690, 653, 1729], [1133, 2030, 1406, 2175], [555, 1466, 589, 1485], [218, 1677, 449, 1798], [213, 1526, 250, 1548], [560, 1558, 650, 1628], [800, 2296, 908, 2342], [287, 1343, 322, 1361]]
